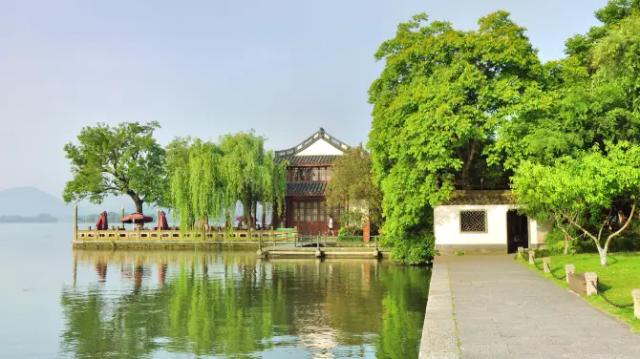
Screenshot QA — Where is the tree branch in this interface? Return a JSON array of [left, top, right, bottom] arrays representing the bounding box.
[[563, 213, 598, 242], [604, 202, 637, 251]]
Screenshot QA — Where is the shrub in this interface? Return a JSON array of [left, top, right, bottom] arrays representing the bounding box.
[[337, 226, 363, 239], [386, 232, 435, 265], [543, 228, 570, 255]]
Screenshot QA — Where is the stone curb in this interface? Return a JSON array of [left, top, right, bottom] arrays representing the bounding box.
[[419, 257, 461, 359]]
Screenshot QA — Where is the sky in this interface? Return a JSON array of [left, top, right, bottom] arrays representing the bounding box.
[[0, 0, 607, 197]]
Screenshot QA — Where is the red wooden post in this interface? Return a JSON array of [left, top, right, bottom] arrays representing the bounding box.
[[363, 216, 371, 243]]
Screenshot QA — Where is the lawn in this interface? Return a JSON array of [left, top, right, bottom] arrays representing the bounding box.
[[523, 252, 640, 332]]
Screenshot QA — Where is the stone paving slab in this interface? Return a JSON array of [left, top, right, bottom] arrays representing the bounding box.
[[420, 255, 640, 359]]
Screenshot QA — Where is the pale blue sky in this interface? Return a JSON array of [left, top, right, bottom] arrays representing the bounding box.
[[0, 0, 607, 197]]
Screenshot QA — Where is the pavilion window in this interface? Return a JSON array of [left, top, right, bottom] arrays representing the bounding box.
[[312, 202, 318, 222], [320, 201, 326, 222], [460, 210, 487, 232], [305, 202, 311, 222], [294, 201, 299, 222]]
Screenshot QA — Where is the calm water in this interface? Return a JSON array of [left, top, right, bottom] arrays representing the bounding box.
[[0, 223, 430, 358]]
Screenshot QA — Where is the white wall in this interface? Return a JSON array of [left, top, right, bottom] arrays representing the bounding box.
[[297, 138, 344, 156], [434, 204, 513, 246], [435, 204, 542, 248]]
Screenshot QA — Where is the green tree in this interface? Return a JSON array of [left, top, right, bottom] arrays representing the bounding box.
[[166, 138, 225, 230], [490, 0, 640, 170], [368, 12, 541, 263], [267, 154, 288, 228], [326, 147, 382, 227], [512, 143, 640, 266], [63, 122, 166, 213], [219, 132, 282, 229]]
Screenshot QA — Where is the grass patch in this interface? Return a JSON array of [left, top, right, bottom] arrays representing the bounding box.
[[520, 252, 640, 332]]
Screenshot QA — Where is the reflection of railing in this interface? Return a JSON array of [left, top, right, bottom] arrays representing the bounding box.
[[75, 228, 298, 242]]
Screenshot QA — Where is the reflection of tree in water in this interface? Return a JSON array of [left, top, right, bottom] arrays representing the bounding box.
[[61, 252, 429, 358], [377, 266, 431, 359]]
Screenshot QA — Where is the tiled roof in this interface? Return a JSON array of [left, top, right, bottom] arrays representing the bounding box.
[[284, 155, 341, 166], [275, 127, 350, 159], [287, 182, 327, 196], [444, 190, 515, 205]]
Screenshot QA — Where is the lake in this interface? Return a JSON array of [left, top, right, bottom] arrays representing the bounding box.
[[0, 223, 430, 358]]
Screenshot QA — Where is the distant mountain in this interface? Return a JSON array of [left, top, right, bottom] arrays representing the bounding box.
[[0, 213, 58, 223], [0, 187, 69, 218], [0, 187, 161, 221]]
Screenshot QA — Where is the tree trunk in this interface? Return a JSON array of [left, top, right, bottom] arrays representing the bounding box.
[[242, 198, 252, 229], [461, 141, 478, 189], [129, 194, 144, 214], [252, 200, 258, 229], [261, 203, 266, 229], [563, 233, 570, 255], [272, 204, 280, 229], [599, 247, 608, 266], [126, 194, 144, 229]]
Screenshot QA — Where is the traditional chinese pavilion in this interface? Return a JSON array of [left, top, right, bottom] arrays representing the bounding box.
[[276, 128, 351, 235]]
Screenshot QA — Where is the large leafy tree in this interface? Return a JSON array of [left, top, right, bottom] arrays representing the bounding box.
[[326, 147, 382, 226], [368, 12, 541, 262], [490, 0, 640, 170], [63, 122, 166, 213], [513, 143, 640, 266]]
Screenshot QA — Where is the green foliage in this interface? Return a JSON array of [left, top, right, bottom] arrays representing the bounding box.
[[63, 122, 166, 213], [368, 11, 540, 262], [513, 142, 640, 265], [326, 147, 382, 226], [166, 138, 224, 230], [543, 228, 575, 255], [492, 1, 640, 171], [336, 226, 363, 241], [219, 132, 285, 228], [386, 232, 435, 265], [164, 132, 287, 231]]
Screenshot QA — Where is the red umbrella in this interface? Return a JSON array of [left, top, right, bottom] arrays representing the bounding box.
[[155, 211, 169, 230], [121, 213, 153, 228], [96, 211, 108, 230]]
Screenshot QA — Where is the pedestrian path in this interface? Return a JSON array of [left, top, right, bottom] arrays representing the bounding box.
[[420, 255, 640, 359]]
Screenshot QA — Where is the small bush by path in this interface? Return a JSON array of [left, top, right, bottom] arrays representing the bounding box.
[[520, 252, 640, 332]]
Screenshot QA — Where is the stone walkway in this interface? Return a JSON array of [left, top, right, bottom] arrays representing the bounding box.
[[420, 255, 640, 359]]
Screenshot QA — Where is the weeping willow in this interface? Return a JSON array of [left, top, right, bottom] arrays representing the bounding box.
[[166, 138, 194, 230], [219, 132, 283, 229], [166, 138, 224, 230], [188, 140, 224, 227], [167, 132, 287, 230]]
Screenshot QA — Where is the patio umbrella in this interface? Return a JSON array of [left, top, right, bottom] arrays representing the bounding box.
[[155, 210, 169, 230], [121, 212, 153, 229], [96, 211, 108, 230]]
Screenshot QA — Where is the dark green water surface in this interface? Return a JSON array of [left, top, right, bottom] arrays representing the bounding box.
[[0, 223, 430, 358]]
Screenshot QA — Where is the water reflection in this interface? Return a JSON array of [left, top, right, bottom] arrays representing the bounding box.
[[62, 250, 430, 358]]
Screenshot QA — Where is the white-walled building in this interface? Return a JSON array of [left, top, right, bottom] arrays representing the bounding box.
[[434, 190, 548, 254]]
